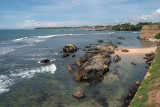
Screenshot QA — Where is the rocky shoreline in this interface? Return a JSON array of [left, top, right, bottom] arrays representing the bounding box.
[[62, 41, 117, 84], [122, 52, 156, 107]]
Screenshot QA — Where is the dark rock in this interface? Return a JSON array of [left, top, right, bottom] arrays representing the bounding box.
[[73, 90, 85, 99], [144, 53, 155, 63], [121, 49, 129, 52], [97, 40, 104, 43], [117, 37, 125, 40], [113, 55, 121, 62], [40, 59, 50, 63], [122, 81, 141, 107], [98, 97, 108, 107], [63, 44, 77, 52], [116, 41, 122, 44], [137, 36, 141, 39], [72, 53, 75, 57], [73, 43, 117, 84], [85, 46, 92, 48], [62, 53, 70, 58], [131, 62, 136, 66], [74, 54, 110, 83]]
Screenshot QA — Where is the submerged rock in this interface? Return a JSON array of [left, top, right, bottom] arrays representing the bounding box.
[[113, 55, 121, 62], [62, 53, 70, 58], [63, 44, 77, 52], [117, 37, 125, 40], [40, 59, 50, 63], [85, 46, 92, 48], [73, 90, 85, 99], [97, 40, 104, 43], [72, 53, 75, 57], [131, 62, 136, 66], [116, 41, 122, 44], [67, 66, 74, 71]]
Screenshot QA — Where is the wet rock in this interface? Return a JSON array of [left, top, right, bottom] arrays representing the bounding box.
[[144, 53, 155, 63], [62, 53, 70, 58], [116, 41, 122, 44], [122, 81, 141, 107], [117, 37, 125, 40], [113, 55, 121, 62], [72, 53, 75, 57], [74, 54, 110, 83], [74, 43, 117, 84], [98, 97, 108, 107], [121, 49, 129, 52], [131, 62, 136, 66], [63, 44, 77, 52], [97, 40, 104, 43], [85, 46, 92, 48], [137, 36, 141, 39], [73, 90, 85, 99], [40, 59, 50, 63], [67, 66, 74, 71], [136, 81, 141, 85]]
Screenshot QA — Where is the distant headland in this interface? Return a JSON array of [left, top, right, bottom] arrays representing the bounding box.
[[35, 22, 160, 31]]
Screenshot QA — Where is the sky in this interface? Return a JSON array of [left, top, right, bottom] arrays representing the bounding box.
[[0, 0, 160, 29]]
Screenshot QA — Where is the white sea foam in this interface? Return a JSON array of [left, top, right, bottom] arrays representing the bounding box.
[[13, 37, 28, 41], [0, 44, 34, 55], [0, 64, 56, 94], [2, 33, 83, 56]]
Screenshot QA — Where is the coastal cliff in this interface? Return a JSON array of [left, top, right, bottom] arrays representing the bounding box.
[[140, 25, 160, 39]]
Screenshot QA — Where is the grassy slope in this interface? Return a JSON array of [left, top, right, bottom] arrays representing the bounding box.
[[130, 48, 160, 107]]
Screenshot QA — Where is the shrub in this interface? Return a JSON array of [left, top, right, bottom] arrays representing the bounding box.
[[155, 33, 160, 39]]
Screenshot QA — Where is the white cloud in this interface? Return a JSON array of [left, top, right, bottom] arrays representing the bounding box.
[[130, 8, 160, 23], [20, 20, 104, 28]]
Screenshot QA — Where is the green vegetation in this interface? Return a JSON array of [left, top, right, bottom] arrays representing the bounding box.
[[35, 22, 160, 31], [155, 33, 160, 39], [112, 22, 159, 31], [130, 48, 160, 107]]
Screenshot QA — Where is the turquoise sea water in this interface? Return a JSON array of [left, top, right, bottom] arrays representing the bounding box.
[[0, 29, 156, 107]]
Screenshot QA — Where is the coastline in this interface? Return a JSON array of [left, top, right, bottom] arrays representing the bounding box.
[[129, 47, 160, 106]]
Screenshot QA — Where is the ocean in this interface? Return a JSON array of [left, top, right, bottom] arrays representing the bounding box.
[[0, 29, 156, 107]]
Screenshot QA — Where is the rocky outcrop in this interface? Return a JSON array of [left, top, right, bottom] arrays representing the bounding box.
[[62, 44, 77, 58], [113, 55, 121, 62], [73, 44, 117, 84], [67, 66, 74, 71], [63, 44, 77, 52], [121, 49, 129, 52], [40, 59, 50, 63], [73, 90, 85, 99], [140, 25, 160, 39]]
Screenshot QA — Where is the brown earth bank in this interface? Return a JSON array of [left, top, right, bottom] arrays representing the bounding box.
[[139, 25, 160, 42]]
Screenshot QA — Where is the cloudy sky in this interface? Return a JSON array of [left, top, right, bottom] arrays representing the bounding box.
[[0, 0, 160, 29]]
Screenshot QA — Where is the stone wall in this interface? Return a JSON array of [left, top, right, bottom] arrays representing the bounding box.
[[140, 25, 160, 39]]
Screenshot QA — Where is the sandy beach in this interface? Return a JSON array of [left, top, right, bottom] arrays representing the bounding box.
[[114, 47, 157, 56]]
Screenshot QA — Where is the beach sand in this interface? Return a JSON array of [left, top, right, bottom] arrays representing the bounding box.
[[114, 47, 157, 56]]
